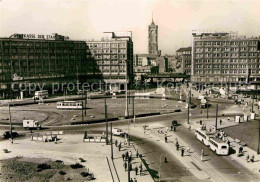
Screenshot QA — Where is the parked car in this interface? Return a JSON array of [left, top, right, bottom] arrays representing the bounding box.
[[2, 131, 19, 139]]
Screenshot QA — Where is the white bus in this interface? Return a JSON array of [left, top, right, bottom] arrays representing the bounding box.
[[34, 90, 48, 99], [57, 101, 82, 110], [209, 138, 229, 155], [195, 128, 213, 146], [23, 120, 41, 130]]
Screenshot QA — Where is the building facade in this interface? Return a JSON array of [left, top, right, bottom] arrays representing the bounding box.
[[0, 33, 93, 98], [192, 32, 260, 85], [148, 19, 161, 56], [176, 47, 191, 75], [86, 32, 133, 91]]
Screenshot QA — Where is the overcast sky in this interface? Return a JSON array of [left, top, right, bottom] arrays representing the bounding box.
[[1, 0, 260, 55]]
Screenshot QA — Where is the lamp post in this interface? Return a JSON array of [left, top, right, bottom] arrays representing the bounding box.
[[125, 60, 129, 117], [105, 97, 108, 145], [215, 104, 218, 131], [159, 154, 167, 182]]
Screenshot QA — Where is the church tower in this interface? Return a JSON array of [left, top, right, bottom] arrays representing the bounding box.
[[148, 16, 160, 56]]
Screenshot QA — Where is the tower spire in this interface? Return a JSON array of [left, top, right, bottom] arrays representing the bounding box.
[[152, 12, 154, 24]]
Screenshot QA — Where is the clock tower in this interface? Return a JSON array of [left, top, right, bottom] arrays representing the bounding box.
[[148, 17, 160, 56]]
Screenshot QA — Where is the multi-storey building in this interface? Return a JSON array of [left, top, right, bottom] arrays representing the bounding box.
[[86, 32, 133, 91], [192, 32, 260, 86], [0, 33, 93, 98], [176, 47, 191, 75]]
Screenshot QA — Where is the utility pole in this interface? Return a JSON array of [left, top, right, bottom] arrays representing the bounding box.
[[132, 96, 135, 127], [215, 104, 218, 130], [257, 120, 260, 154], [105, 97, 108, 145], [128, 156, 130, 182], [252, 95, 254, 113], [187, 102, 190, 124], [8, 102, 13, 142], [125, 61, 129, 117], [110, 122, 113, 159], [81, 101, 84, 123], [207, 104, 209, 119]]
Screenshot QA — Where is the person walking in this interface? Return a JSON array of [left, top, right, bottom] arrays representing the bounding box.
[[251, 155, 255, 163], [135, 166, 138, 175], [176, 142, 180, 151], [118, 142, 121, 151], [129, 150, 132, 158], [122, 153, 125, 161], [165, 135, 168, 143], [201, 149, 204, 161], [136, 149, 139, 158], [139, 163, 143, 175], [181, 147, 185, 157], [246, 155, 250, 162], [126, 151, 129, 160], [115, 139, 118, 147], [124, 161, 127, 172]]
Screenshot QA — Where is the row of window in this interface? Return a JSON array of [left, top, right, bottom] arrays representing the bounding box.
[[195, 52, 258, 58], [195, 58, 258, 63], [195, 64, 259, 69], [87, 43, 126, 48], [195, 46, 258, 52], [0, 49, 85, 54], [195, 40, 258, 46], [1, 41, 85, 48]]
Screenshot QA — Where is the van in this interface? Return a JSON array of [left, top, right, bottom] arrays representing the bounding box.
[[112, 128, 125, 136]]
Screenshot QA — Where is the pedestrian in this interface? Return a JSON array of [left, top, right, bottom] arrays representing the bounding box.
[[181, 148, 185, 157], [129, 156, 132, 163], [136, 149, 139, 158], [135, 166, 138, 175], [118, 142, 121, 151], [124, 161, 127, 171], [130, 178, 133, 182], [200, 120, 202, 125], [126, 151, 129, 160], [122, 153, 125, 161], [134, 178, 137, 182], [251, 155, 255, 163], [176, 142, 180, 151], [173, 126, 176, 132], [165, 136, 167, 143], [201, 149, 204, 161], [129, 150, 132, 157], [220, 119, 222, 125], [139, 163, 143, 174], [246, 155, 250, 162], [115, 139, 118, 147]]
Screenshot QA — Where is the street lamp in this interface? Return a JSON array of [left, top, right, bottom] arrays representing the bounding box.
[[125, 60, 129, 117], [159, 154, 167, 182]]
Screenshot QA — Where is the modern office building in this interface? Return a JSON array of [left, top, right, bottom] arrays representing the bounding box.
[[0, 33, 94, 98], [176, 47, 192, 75], [85, 32, 133, 91], [191, 31, 260, 86]]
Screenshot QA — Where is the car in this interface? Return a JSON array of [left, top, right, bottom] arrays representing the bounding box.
[[172, 120, 178, 126], [112, 128, 126, 137], [2, 131, 19, 139]]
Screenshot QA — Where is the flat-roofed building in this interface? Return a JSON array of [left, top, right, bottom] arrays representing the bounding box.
[[0, 33, 94, 99], [192, 31, 260, 87], [85, 32, 133, 92]]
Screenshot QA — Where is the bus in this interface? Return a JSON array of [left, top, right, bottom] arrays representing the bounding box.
[[57, 101, 82, 110], [34, 90, 48, 99], [209, 138, 229, 155], [195, 128, 214, 146]]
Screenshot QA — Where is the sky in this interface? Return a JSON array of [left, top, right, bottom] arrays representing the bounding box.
[[1, 0, 260, 55]]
